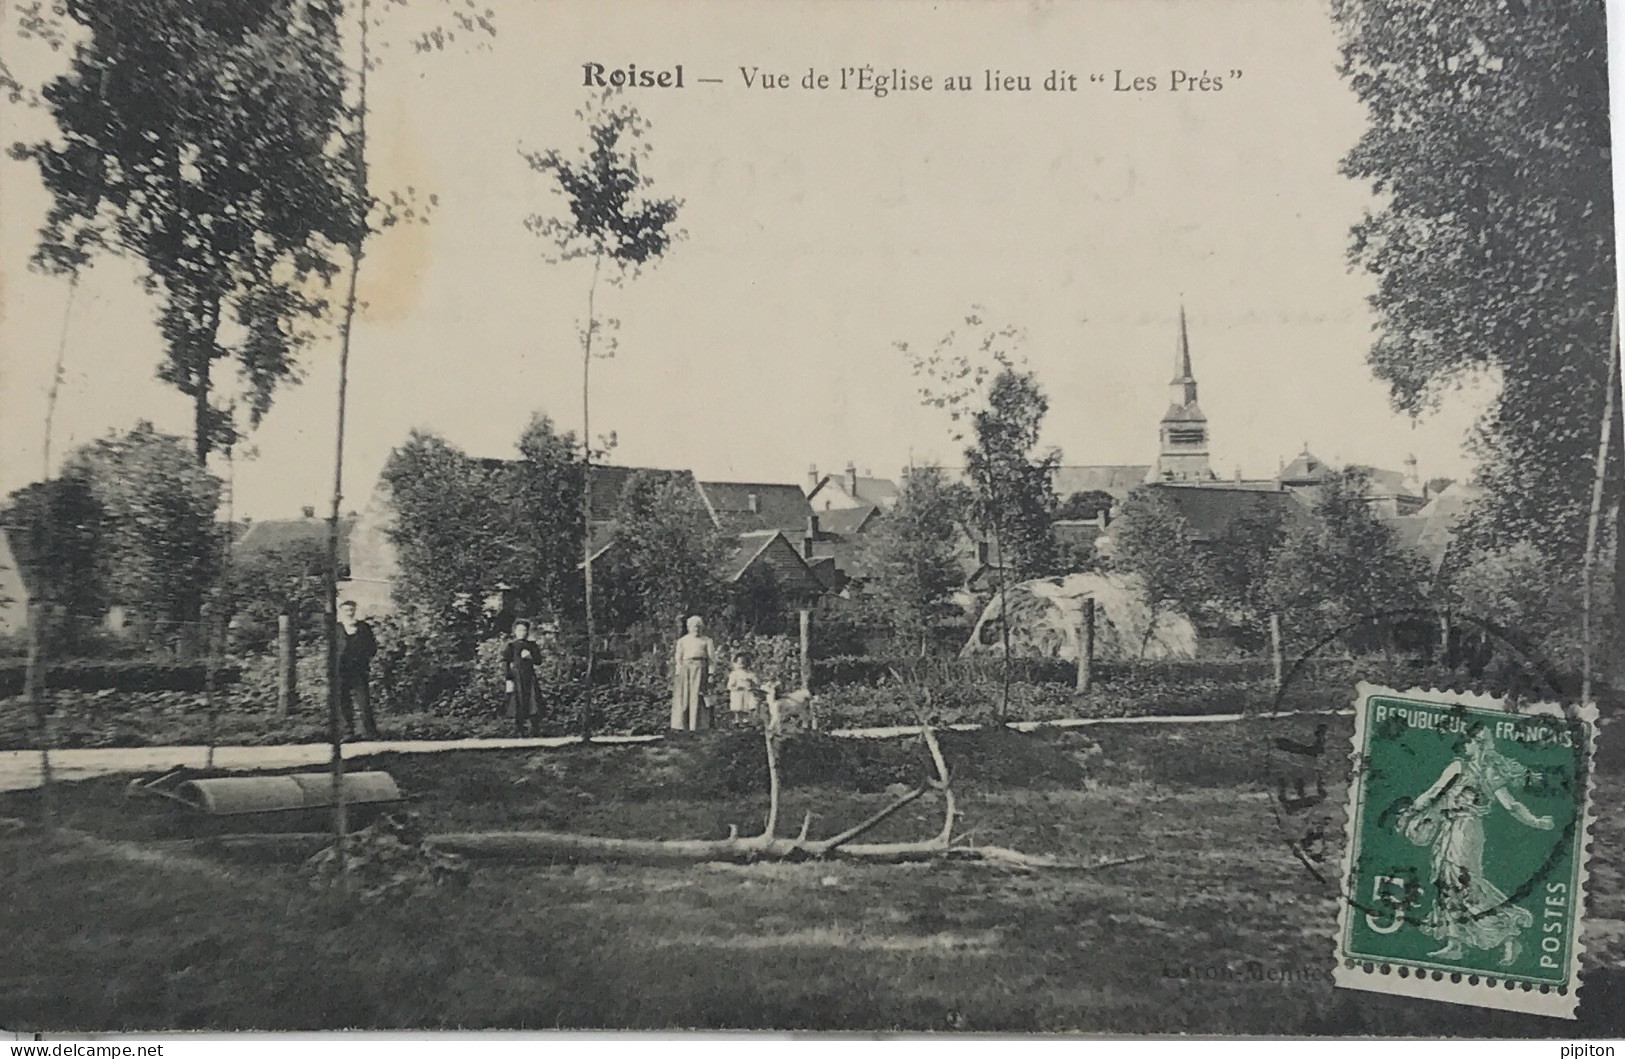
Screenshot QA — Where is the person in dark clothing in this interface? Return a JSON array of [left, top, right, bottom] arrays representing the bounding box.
[[503, 618, 545, 737], [337, 600, 379, 738]]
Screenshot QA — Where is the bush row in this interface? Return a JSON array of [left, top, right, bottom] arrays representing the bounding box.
[[0, 658, 241, 696]]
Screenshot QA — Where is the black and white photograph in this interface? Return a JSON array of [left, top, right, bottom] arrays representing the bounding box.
[[0, 0, 1621, 1037]]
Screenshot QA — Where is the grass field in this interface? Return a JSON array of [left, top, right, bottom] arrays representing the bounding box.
[[1, 716, 1621, 1033]]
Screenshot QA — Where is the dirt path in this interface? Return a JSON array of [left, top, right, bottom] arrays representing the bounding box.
[[0, 710, 1351, 792]]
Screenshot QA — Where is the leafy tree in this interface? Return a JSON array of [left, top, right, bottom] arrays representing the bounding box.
[[511, 413, 586, 622], [380, 430, 516, 651], [859, 465, 972, 657], [522, 91, 684, 730], [1445, 539, 1614, 678], [0, 475, 107, 623], [596, 471, 725, 637], [965, 370, 1062, 579], [229, 534, 331, 652], [900, 307, 1059, 718], [1110, 487, 1211, 656], [1264, 468, 1429, 650], [12, 0, 359, 462], [1209, 501, 1293, 639], [65, 422, 223, 630], [1057, 490, 1115, 522], [1330, 0, 1619, 566]]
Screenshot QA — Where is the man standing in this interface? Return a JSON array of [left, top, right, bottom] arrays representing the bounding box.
[[337, 600, 379, 739]]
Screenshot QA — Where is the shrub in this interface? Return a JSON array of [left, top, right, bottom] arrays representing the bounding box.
[[0, 658, 241, 696]]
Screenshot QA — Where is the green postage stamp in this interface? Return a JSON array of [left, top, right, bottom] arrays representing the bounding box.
[[1334, 683, 1599, 1018]]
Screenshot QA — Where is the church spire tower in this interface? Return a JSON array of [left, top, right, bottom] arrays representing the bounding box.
[[1155, 303, 1212, 482]]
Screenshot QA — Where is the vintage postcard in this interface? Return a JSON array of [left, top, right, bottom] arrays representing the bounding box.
[[0, 0, 1619, 1038]]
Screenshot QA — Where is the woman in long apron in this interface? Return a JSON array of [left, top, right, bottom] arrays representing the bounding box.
[[670, 615, 718, 730]]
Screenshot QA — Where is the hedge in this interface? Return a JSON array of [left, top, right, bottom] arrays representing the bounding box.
[[0, 658, 241, 696], [806, 654, 1372, 689]]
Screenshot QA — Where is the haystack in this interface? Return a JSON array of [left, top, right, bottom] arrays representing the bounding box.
[[959, 572, 1197, 661]]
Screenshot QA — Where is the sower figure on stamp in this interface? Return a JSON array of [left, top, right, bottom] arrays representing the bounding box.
[[503, 618, 545, 738], [336, 600, 379, 739], [1397, 725, 1553, 966], [670, 615, 718, 731]]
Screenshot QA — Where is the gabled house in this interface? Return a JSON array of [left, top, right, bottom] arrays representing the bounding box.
[[720, 529, 827, 603], [807, 462, 900, 513], [345, 454, 828, 617], [696, 480, 815, 535], [0, 528, 35, 635]]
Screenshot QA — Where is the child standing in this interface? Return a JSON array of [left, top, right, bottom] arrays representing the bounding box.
[[726, 654, 758, 724]]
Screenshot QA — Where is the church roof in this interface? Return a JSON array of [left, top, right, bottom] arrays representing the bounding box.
[[1148, 483, 1308, 543], [1052, 465, 1154, 500], [1161, 400, 1208, 424]]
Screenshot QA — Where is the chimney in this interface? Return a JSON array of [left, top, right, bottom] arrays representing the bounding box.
[[301, 505, 315, 519], [801, 533, 816, 560], [807, 464, 820, 493], [806, 513, 819, 539], [747, 492, 759, 515], [845, 460, 858, 498]]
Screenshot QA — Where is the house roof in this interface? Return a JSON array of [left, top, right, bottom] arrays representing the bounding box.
[[1051, 465, 1154, 500], [233, 516, 354, 564], [1388, 483, 1479, 577], [1279, 450, 1330, 485], [697, 481, 814, 534], [809, 471, 900, 509], [1053, 520, 1105, 552], [815, 504, 877, 537], [1348, 464, 1419, 498], [806, 538, 873, 582], [719, 530, 784, 582], [1149, 483, 1307, 543]]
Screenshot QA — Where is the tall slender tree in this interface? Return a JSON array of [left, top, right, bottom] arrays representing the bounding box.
[[901, 308, 1059, 718], [521, 91, 684, 736], [12, 0, 360, 464]]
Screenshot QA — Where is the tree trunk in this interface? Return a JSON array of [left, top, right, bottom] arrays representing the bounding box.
[[278, 611, 298, 716], [1269, 612, 1284, 692], [322, 0, 374, 882], [1580, 306, 1619, 707], [580, 253, 604, 740], [1075, 598, 1094, 695]]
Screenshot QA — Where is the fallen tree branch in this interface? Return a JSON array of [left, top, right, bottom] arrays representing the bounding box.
[[161, 725, 1139, 872], [810, 785, 926, 855]]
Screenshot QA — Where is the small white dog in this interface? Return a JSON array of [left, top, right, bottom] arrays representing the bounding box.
[[760, 682, 817, 732]]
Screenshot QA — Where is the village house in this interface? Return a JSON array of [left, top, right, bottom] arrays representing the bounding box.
[[342, 460, 827, 617]]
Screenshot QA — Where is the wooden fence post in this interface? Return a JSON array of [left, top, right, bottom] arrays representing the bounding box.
[[278, 610, 298, 715], [1075, 598, 1095, 695], [798, 609, 812, 692], [25, 601, 52, 829], [1269, 612, 1284, 693]]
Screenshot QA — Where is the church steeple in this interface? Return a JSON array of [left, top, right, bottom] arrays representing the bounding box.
[[1155, 303, 1212, 483], [1170, 303, 1199, 407]]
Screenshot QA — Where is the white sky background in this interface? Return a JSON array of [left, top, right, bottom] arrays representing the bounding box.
[[0, 0, 1495, 519]]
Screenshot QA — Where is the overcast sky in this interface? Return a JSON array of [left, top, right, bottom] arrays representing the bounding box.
[[0, 0, 1492, 519]]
